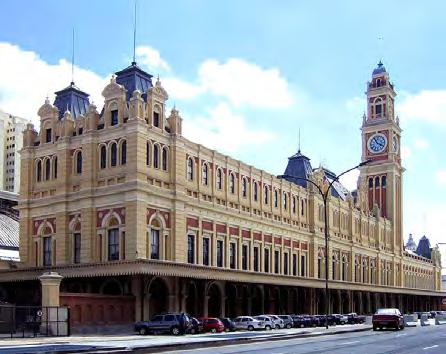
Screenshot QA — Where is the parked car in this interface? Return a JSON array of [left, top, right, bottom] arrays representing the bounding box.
[[254, 315, 274, 330], [199, 317, 225, 333], [332, 314, 348, 325], [135, 313, 191, 335], [372, 308, 404, 331], [291, 315, 308, 328], [277, 315, 294, 329], [220, 317, 236, 332], [232, 316, 266, 331], [262, 314, 285, 329], [347, 312, 366, 324], [188, 317, 203, 334]]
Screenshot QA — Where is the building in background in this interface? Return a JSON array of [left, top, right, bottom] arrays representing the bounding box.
[[0, 60, 443, 329], [0, 110, 28, 193]]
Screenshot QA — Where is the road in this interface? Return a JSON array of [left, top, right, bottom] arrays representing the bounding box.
[[163, 325, 446, 354]]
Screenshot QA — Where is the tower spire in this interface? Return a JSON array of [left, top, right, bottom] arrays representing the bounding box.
[[298, 128, 301, 153], [71, 27, 75, 85], [132, 0, 137, 66]]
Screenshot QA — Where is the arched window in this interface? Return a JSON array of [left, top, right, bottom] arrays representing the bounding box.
[[153, 144, 159, 168], [187, 157, 194, 181], [381, 176, 387, 187], [53, 157, 58, 179], [369, 177, 373, 188], [229, 173, 235, 194], [76, 151, 82, 174], [292, 196, 296, 213], [108, 227, 120, 261], [202, 163, 208, 185], [373, 97, 383, 117], [121, 141, 127, 165], [73, 230, 81, 264], [274, 189, 278, 208], [110, 143, 117, 167], [45, 159, 51, 181], [100, 145, 107, 169], [376, 78, 382, 87], [242, 177, 247, 197], [253, 182, 258, 201], [216, 168, 222, 189], [283, 192, 287, 210], [36, 160, 42, 182], [301, 199, 305, 216], [162, 147, 168, 171], [146, 142, 151, 166], [375, 176, 380, 187], [264, 185, 269, 204]]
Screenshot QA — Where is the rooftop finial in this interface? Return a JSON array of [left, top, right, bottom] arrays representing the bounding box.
[[71, 27, 75, 85], [378, 35, 384, 64], [298, 127, 301, 153], [132, 0, 137, 66]]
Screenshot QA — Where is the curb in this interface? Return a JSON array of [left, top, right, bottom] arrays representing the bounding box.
[[84, 326, 373, 354]]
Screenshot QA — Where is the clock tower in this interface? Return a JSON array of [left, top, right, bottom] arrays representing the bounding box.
[[359, 61, 404, 251]]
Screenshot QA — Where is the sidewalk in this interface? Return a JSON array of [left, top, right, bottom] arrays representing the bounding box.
[[0, 324, 372, 353]]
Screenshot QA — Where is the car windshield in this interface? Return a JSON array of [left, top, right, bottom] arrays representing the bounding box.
[[151, 315, 163, 321], [376, 309, 397, 315]]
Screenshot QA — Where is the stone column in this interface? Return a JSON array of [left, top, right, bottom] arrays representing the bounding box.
[[40, 272, 63, 307]]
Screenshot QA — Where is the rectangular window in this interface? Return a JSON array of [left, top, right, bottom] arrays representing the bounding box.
[[217, 240, 223, 267], [274, 250, 280, 274], [230, 243, 236, 269], [108, 228, 120, 261], [187, 234, 195, 264], [264, 248, 270, 273], [111, 110, 118, 126], [203, 238, 210, 266], [150, 229, 160, 259], [46, 128, 52, 143], [253, 247, 259, 272], [73, 233, 81, 264], [284, 253, 289, 275], [301, 254, 306, 277], [43, 237, 52, 266], [242, 244, 248, 270], [293, 254, 297, 276], [153, 112, 160, 127]]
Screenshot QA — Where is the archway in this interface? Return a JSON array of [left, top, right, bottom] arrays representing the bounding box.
[[341, 292, 350, 314], [148, 278, 169, 317], [251, 286, 263, 315], [185, 281, 198, 317], [225, 284, 237, 318], [208, 283, 222, 317]]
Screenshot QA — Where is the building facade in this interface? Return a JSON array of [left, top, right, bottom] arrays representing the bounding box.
[[0, 110, 28, 193], [0, 61, 443, 327]]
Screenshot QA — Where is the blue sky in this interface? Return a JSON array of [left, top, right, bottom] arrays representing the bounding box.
[[0, 0, 445, 255]]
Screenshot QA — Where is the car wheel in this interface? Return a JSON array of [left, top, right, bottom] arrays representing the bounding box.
[[265, 325, 272, 330], [171, 326, 181, 335], [300, 324, 304, 328], [373, 326, 377, 331], [211, 328, 217, 333], [190, 328, 196, 334], [275, 324, 280, 329], [225, 328, 229, 332], [400, 325, 405, 330], [286, 324, 292, 329], [139, 327, 148, 335], [247, 325, 254, 331]]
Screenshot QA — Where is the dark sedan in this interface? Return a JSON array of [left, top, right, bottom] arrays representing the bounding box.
[[220, 317, 236, 332], [372, 308, 404, 331]]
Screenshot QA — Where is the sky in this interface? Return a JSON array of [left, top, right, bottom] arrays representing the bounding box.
[[0, 0, 445, 265]]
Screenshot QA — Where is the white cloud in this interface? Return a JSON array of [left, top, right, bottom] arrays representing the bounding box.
[[414, 137, 429, 150], [339, 169, 359, 191], [136, 45, 170, 72], [435, 170, 446, 186], [162, 77, 204, 100], [198, 59, 294, 108], [182, 102, 275, 154], [0, 42, 107, 125], [399, 90, 446, 124]]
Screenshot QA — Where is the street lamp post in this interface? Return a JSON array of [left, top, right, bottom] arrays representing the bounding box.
[[283, 159, 371, 329]]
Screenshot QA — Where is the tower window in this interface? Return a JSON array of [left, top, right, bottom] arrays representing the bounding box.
[[76, 151, 82, 174], [36, 160, 42, 182], [187, 157, 194, 180], [162, 147, 168, 171], [111, 110, 118, 126], [229, 173, 235, 194], [153, 112, 160, 128], [253, 182, 258, 201], [369, 177, 373, 188], [375, 176, 380, 187], [150, 229, 160, 259], [242, 178, 247, 197], [100, 145, 107, 169], [121, 141, 127, 165], [108, 228, 119, 261], [382, 176, 387, 187], [45, 159, 51, 181], [153, 145, 159, 168], [202, 163, 209, 185], [216, 168, 222, 190], [111, 143, 117, 167], [264, 185, 269, 204], [43, 237, 52, 267], [73, 233, 81, 264], [46, 128, 52, 143]]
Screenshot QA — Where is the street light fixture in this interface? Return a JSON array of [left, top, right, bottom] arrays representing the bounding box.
[[282, 159, 372, 329]]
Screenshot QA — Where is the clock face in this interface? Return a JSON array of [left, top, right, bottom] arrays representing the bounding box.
[[392, 136, 398, 152], [368, 134, 387, 153]]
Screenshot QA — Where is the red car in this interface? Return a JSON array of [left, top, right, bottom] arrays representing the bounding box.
[[198, 317, 225, 333], [372, 308, 405, 331]]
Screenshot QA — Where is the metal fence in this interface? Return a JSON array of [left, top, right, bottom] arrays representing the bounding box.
[[0, 305, 70, 338]]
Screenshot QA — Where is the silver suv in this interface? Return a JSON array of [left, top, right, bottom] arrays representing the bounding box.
[[277, 315, 293, 329], [262, 314, 285, 329], [233, 316, 266, 331], [254, 315, 274, 330]]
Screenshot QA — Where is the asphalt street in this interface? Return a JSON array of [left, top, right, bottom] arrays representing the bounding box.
[[163, 325, 446, 354]]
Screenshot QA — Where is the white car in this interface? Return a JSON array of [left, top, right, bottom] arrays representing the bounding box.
[[264, 314, 285, 329], [253, 316, 274, 330], [232, 316, 266, 331]]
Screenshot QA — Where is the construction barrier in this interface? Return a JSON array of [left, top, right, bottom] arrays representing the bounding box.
[[435, 314, 446, 325], [420, 313, 430, 326], [403, 314, 418, 327]]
